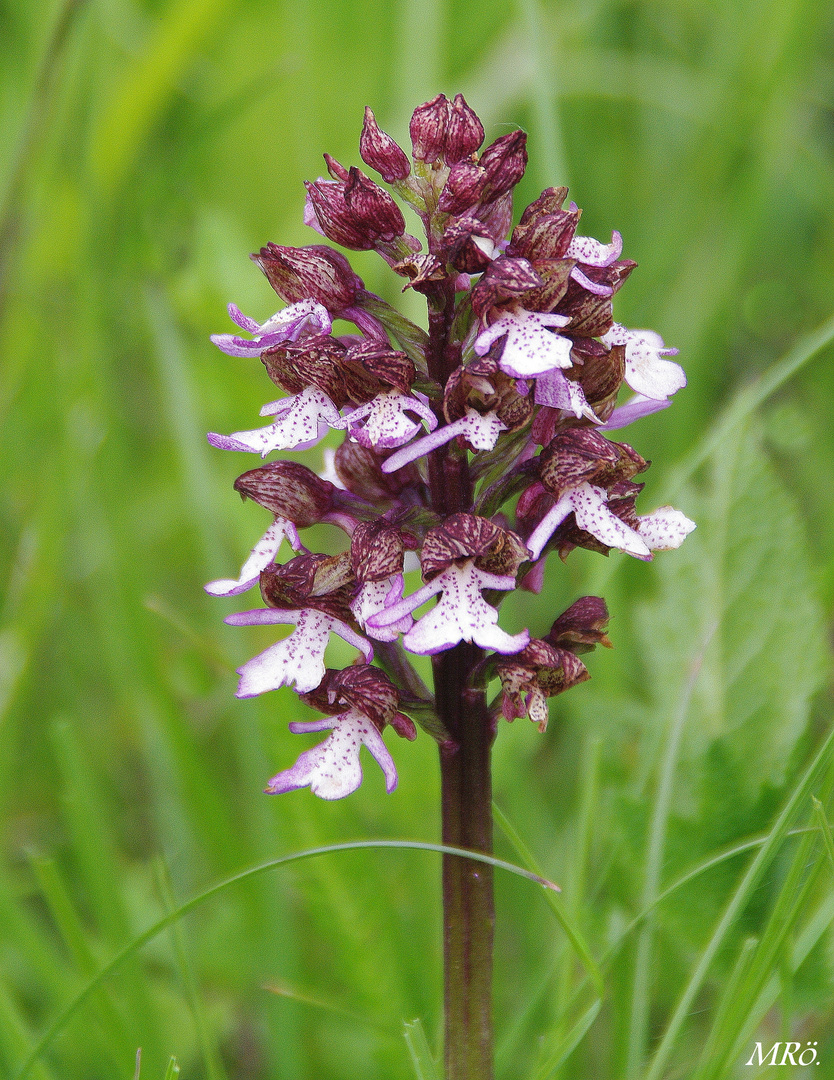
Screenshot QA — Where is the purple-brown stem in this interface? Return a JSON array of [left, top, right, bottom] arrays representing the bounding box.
[[427, 279, 495, 1079]]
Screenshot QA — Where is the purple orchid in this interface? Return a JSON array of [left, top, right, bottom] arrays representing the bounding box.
[[601, 323, 686, 400], [473, 308, 573, 378], [381, 408, 507, 473], [351, 574, 414, 642], [207, 387, 342, 456], [264, 708, 398, 800], [369, 561, 529, 655], [225, 607, 373, 696], [205, 518, 302, 597], [565, 229, 623, 296], [334, 390, 437, 451], [210, 299, 331, 356], [526, 483, 695, 561]]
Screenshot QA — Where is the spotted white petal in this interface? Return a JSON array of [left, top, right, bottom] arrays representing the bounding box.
[[351, 576, 414, 642], [380, 408, 505, 473], [569, 484, 652, 559], [636, 507, 696, 549], [207, 388, 341, 456], [335, 390, 437, 450], [566, 231, 622, 267], [205, 518, 301, 597], [265, 708, 398, 800], [602, 324, 686, 401], [397, 562, 528, 656], [225, 607, 372, 696], [475, 308, 573, 378]]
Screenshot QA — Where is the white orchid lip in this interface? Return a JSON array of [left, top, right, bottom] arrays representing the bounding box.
[[207, 387, 342, 456], [205, 518, 302, 597], [225, 607, 373, 696], [334, 390, 437, 451], [602, 323, 686, 401], [474, 308, 573, 378], [369, 560, 529, 655], [265, 707, 398, 800], [381, 408, 507, 473], [526, 482, 695, 562]]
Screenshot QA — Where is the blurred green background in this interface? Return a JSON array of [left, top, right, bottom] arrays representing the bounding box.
[[2, 0, 834, 1077]]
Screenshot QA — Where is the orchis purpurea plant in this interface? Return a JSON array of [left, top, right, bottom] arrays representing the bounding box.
[[206, 94, 695, 1080]]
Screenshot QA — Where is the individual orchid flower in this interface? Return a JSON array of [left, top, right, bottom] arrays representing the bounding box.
[[225, 606, 373, 696], [205, 518, 302, 597], [526, 482, 695, 561], [381, 408, 507, 473], [210, 298, 331, 356], [601, 323, 686, 400], [264, 708, 398, 800], [474, 307, 573, 378], [334, 390, 437, 451], [207, 387, 342, 456], [369, 560, 529, 655]]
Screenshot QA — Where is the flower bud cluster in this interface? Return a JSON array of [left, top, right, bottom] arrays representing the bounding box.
[[207, 96, 695, 800]]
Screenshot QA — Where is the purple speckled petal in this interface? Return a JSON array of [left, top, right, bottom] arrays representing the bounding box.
[[476, 309, 574, 378], [636, 507, 696, 549], [400, 562, 523, 656], [569, 484, 652, 560], [368, 576, 444, 629], [567, 230, 622, 267], [265, 708, 397, 799], [534, 368, 598, 422], [207, 388, 341, 456], [233, 608, 334, 695], [602, 324, 685, 401], [205, 518, 299, 597]]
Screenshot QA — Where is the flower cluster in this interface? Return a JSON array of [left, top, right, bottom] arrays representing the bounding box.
[[207, 94, 694, 799]]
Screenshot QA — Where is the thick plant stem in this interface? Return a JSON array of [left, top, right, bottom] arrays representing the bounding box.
[[435, 644, 495, 1080], [424, 276, 495, 1078]]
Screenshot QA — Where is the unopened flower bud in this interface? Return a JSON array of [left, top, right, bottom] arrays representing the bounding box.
[[471, 255, 542, 318], [479, 130, 528, 203], [545, 596, 612, 652], [344, 167, 406, 240], [334, 439, 426, 503], [539, 430, 647, 498], [233, 461, 335, 525], [260, 553, 355, 621], [252, 243, 363, 312], [445, 94, 484, 163], [350, 519, 408, 583], [360, 107, 411, 182], [437, 161, 487, 215], [410, 94, 451, 163]]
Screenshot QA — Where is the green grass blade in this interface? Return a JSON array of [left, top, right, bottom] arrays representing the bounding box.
[[811, 796, 834, 877], [493, 802, 604, 998], [532, 998, 602, 1080], [14, 839, 558, 1080], [402, 1018, 441, 1080]]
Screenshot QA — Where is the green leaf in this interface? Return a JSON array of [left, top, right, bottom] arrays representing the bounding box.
[[636, 421, 827, 814]]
